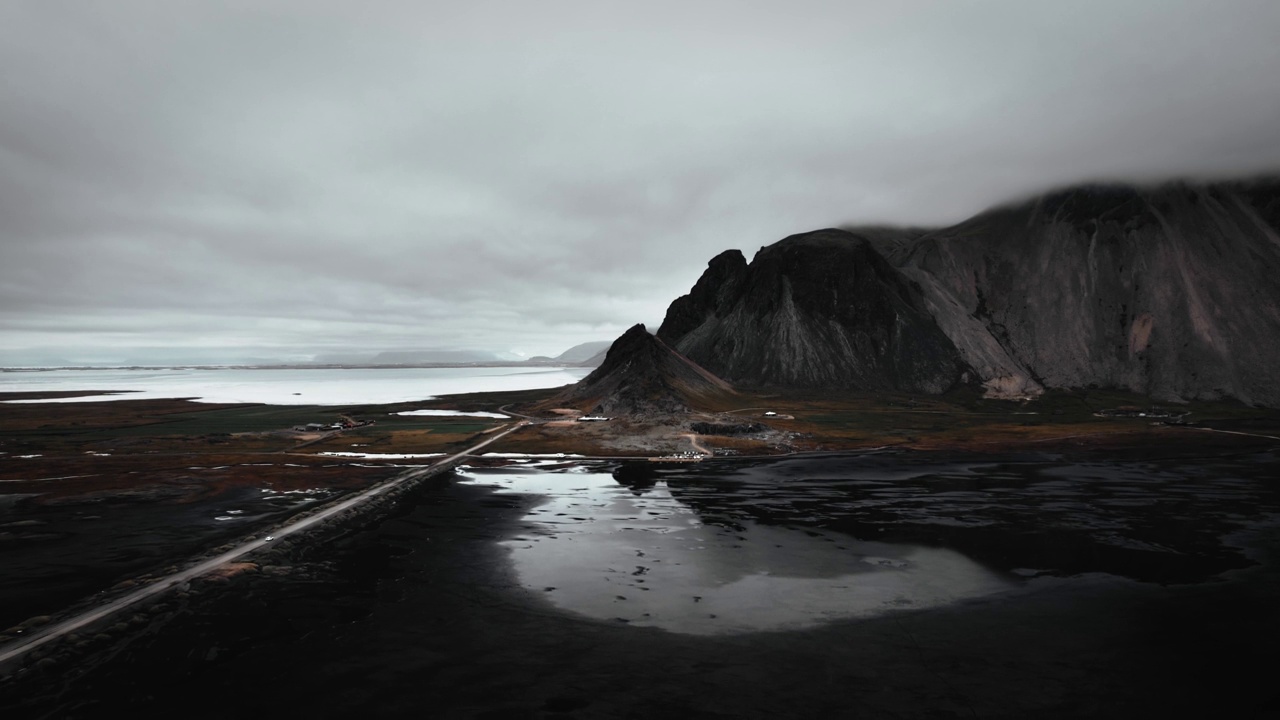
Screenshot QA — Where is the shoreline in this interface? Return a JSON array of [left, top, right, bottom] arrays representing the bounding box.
[[3, 448, 1279, 718], [0, 422, 531, 671], [3, 384, 1280, 716]]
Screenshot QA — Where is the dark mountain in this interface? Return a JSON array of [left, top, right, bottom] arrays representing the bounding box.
[[894, 179, 1280, 404], [655, 177, 1280, 405], [656, 230, 969, 393], [552, 324, 733, 416]]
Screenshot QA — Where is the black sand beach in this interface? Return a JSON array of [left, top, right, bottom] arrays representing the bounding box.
[[4, 449, 1279, 719]]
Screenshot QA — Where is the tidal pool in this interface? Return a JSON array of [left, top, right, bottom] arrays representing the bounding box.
[[458, 463, 1013, 635]]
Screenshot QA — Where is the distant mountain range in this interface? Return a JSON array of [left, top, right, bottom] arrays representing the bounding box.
[[312, 349, 505, 365], [309, 341, 613, 368], [524, 340, 614, 366], [577, 176, 1280, 410]]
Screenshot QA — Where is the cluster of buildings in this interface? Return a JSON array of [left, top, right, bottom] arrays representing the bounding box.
[[649, 451, 705, 463], [293, 416, 375, 432]]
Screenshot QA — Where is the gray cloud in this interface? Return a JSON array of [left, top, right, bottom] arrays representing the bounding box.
[[3, 0, 1280, 364]]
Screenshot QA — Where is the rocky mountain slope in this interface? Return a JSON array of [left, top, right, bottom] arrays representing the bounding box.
[[552, 324, 733, 415], [656, 230, 969, 393], [657, 177, 1280, 405]]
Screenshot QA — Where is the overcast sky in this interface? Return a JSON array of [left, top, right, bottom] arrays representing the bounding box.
[[3, 1, 1279, 364]]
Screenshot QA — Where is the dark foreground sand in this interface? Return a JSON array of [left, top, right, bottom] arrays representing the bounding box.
[[3, 450, 1279, 719]]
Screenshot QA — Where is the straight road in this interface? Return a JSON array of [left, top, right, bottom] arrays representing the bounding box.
[[0, 422, 528, 668]]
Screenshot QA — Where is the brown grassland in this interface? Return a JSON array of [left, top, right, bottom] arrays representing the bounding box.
[[5, 384, 1278, 484], [2, 382, 1279, 699]]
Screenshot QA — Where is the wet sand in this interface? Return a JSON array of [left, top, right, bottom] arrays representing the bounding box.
[[3, 449, 1280, 718], [0, 461, 394, 630]]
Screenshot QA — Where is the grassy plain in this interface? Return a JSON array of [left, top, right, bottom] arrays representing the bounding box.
[[6, 382, 1277, 470], [488, 384, 1280, 457], [0, 391, 534, 631], [3, 383, 1278, 688]]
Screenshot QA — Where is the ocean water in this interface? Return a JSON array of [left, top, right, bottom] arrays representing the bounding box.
[[0, 365, 592, 405]]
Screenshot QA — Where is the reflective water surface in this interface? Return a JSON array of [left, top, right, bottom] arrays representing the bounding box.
[[1, 365, 592, 405], [458, 450, 1280, 635], [459, 462, 1013, 635], [8, 450, 1279, 718]]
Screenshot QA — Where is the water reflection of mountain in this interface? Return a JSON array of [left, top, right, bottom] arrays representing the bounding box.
[[656, 451, 1280, 584], [472, 464, 1011, 635], [610, 461, 660, 493]]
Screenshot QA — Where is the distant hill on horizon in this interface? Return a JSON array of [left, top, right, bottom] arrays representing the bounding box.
[[553, 340, 613, 364], [525, 340, 613, 367], [312, 349, 504, 365]]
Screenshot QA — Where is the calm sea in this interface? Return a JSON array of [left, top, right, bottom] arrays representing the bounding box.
[[0, 365, 592, 405]]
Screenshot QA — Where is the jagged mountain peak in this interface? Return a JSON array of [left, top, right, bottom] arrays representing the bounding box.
[[653, 176, 1280, 405], [658, 229, 969, 393], [552, 324, 733, 416], [893, 177, 1280, 404]]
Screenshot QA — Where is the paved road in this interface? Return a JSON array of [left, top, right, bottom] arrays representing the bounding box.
[[1184, 425, 1280, 441], [0, 422, 529, 669]]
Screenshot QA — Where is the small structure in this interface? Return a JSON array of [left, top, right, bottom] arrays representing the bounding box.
[[649, 453, 703, 463], [763, 411, 777, 417], [576, 416, 612, 422], [1094, 406, 1189, 420]]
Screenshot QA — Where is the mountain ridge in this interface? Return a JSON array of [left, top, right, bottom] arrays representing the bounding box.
[[551, 324, 733, 416], [656, 229, 970, 394], [654, 176, 1280, 405]]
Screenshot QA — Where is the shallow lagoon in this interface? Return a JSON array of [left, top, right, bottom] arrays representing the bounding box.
[[7, 449, 1280, 717], [460, 463, 1013, 635], [455, 449, 1280, 637]]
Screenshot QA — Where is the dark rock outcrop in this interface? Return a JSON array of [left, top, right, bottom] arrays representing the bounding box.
[[655, 177, 1280, 405], [658, 249, 749, 344], [554, 324, 733, 416], [656, 229, 970, 393], [893, 179, 1280, 404]]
